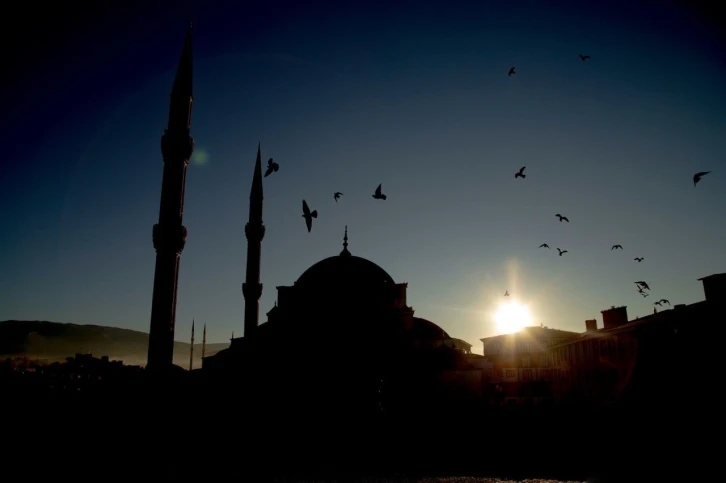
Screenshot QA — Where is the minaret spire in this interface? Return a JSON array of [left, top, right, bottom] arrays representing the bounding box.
[[168, 23, 193, 132], [147, 24, 195, 371], [249, 143, 264, 219], [340, 225, 351, 256], [242, 143, 265, 338], [189, 320, 195, 371], [201, 323, 206, 359]]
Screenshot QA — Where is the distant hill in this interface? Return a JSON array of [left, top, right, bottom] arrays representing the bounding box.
[[0, 320, 229, 368]]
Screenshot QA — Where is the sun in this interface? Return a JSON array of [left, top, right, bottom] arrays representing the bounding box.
[[494, 301, 533, 334]]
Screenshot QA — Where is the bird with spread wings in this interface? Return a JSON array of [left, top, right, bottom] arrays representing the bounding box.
[[301, 200, 318, 233]]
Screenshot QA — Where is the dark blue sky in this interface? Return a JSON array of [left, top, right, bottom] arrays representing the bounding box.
[[1, 0, 724, 351]]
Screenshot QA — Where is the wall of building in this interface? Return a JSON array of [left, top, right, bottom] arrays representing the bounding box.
[[700, 274, 726, 305], [549, 333, 638, 407], [482, 333, 564, 407]]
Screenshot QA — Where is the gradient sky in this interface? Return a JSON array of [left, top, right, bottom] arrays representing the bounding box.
[[1, 0, 725, 353]]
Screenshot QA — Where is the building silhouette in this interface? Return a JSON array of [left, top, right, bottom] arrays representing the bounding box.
[[480, 326, 578, 408], [147, 24, 194, 371], [547, 274, 725, 410], [202, 162, 486, 416], [477, 273, 725, 411]]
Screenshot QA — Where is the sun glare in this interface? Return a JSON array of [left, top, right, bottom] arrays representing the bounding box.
[[495, 301, 533, 334]]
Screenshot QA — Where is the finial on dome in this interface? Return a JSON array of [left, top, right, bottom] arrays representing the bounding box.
[[340, 225, 351, 256]]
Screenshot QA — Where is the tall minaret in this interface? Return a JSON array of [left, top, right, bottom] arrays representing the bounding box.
[[189, 319, 195, 371], [147, 23, 195, 370], [242, 144, 265, 338], [201, 323, 206, 359]]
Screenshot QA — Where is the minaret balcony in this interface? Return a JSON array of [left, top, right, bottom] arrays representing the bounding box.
[[243, 282, 263, 300], [245, 222, 266, 241], [153, 223, 188, 253], [161, 130, 194, 162]]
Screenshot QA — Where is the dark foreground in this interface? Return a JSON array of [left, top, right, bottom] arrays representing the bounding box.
[[5, 374, 710, 482]]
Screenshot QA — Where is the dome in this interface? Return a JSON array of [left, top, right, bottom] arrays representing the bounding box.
[[295, 226, 395, 288], [296, 254, 395, 287]]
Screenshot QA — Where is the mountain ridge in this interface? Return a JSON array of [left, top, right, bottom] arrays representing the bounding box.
[[0, 320, 228, 368]]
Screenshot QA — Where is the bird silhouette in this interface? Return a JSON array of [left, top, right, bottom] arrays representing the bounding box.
[[634, 257, 644, 262], [611, 244, 623, 250], [372, 184, 387, 200], [333, 192, 343, 203], [508, 67, 516, 77], [659, 299, 671, 306], [579, 54, 591, 62], [301, 200, 317, 233], [637, 286, 645, 294], [539, 243, 550, 249], [693, 171, 711, 186], [264, 158, 279, 177], [635, 281, 650, 290], [504, 291, 509, 297], [555, 214, 569, 222], [514, 166, 526, 179], [654, 301, 662, 306], [557, 248, 568, 256]]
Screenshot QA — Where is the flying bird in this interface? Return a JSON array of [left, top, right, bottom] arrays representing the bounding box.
[[634, 257, 644, 262], [637, 286, 645, 294], [508, 67, 516, 77], [635, 281, 650, 291], [333, 192, 343, 202], [693, 171, 710, 186], [539, 243, 550, 249], [301, 200, 317, 233], [515, 166, 526, 179], [611, 245, 623, 250], [579, 54, 591, 62], [504, 291, 509, 297], [372, 184, 387, 200], [654, 301, 662, 306], [264, 158, 279, 177], [557, 248, 568, 256], [555, 214, 569, 222], [659, 299, 671, 306]]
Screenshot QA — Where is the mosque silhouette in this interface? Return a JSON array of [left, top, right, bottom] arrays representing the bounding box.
[[145, 24, 487, 420]]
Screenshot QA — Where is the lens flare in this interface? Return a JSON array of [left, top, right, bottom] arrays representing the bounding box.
[[495, 301, 533, 334]]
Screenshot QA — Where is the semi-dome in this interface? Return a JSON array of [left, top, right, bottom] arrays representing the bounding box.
[[412, 317, 450, 339], [295, 226, 395, 287]]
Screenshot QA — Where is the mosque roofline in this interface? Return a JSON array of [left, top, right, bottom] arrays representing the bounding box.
[[479, 325, 580, 342]]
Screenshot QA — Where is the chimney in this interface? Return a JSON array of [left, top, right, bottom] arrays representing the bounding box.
[[585, 319, 597, 332], [698, 273, 726, 305], [601, 306, 628, 330]]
